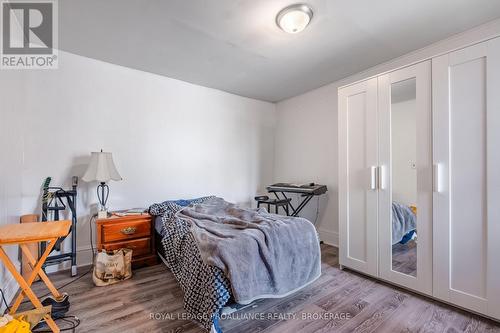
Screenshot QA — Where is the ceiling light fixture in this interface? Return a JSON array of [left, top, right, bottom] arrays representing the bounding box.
[[276, 4, 313, 34]]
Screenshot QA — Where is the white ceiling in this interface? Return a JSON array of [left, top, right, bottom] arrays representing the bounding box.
[[59, 0, 500, 102]]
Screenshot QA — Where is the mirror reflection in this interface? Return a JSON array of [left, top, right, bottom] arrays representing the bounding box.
[[391, 78, 417, 277]]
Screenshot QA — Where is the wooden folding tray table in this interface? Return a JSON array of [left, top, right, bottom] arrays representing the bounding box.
[[0, 220, 71, 333]]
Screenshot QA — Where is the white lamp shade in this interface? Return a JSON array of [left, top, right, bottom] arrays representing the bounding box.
[[82, 151, 122, 183]]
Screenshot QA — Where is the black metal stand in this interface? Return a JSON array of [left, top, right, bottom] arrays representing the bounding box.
[[41, 181, 78, 277], [270, 191, 314, 217]]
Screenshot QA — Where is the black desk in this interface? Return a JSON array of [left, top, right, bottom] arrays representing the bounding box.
[[266, 183, 327, 217]]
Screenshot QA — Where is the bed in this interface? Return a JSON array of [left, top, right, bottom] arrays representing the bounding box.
[[149, 196, 321, 332]]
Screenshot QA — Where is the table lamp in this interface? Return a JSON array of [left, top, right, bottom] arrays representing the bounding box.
[[82, 150, 122, 218]]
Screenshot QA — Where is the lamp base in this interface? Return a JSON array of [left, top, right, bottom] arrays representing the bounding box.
[[97, 210, 108, 219]]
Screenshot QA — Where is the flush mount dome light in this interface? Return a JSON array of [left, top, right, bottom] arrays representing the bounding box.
[[276, 4, 313, 34]]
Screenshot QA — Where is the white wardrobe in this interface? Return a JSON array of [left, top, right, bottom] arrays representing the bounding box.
[[338, 37, 500, 320]]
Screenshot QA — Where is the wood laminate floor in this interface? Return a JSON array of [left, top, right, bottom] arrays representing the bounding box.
[[392, 240, 417, 277], [17, 244, 500, 333]]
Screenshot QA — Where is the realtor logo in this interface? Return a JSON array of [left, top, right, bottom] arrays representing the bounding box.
[[1, 0, 58, 69]]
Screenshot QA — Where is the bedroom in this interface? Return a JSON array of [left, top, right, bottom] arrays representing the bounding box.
[[0, 0, 500, 332]]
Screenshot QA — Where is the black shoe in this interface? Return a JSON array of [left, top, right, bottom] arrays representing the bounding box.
[[41, 293, 70, 319]]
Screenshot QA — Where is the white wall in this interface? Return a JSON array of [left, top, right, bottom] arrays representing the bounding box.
[[274, 84, 338, 245], [274, 19, 500, 246], [6, 50, 275, 273], [0, 70, 24, 312]]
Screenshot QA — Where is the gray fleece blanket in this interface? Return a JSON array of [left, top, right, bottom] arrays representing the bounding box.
[[392, 202, 417, 245], [176, 197, 321, 304]]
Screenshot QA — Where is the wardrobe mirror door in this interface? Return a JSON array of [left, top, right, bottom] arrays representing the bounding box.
[[391, 78, 418, 277]]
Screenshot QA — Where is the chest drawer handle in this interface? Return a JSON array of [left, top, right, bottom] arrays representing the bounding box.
[[121, 227, 137, 235]]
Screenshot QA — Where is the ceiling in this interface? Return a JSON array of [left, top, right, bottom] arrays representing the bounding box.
[[59, 0, 500, 102]]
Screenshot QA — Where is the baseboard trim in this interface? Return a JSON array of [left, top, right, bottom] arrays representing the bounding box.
[[76, 245, 95, 268], [318, 229, 339, 247]]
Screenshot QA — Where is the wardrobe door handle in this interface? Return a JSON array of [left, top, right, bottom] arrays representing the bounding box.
[[378, 166, 384, 190], [433, 163, 442, 193], [370, 166, 377, 190]]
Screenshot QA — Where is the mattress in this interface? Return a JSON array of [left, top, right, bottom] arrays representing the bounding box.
[[154, 216, 165, 237], [155, 230, 166, 258]]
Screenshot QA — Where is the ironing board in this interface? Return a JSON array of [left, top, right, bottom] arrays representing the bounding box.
[[0, 220, 71, 333]]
